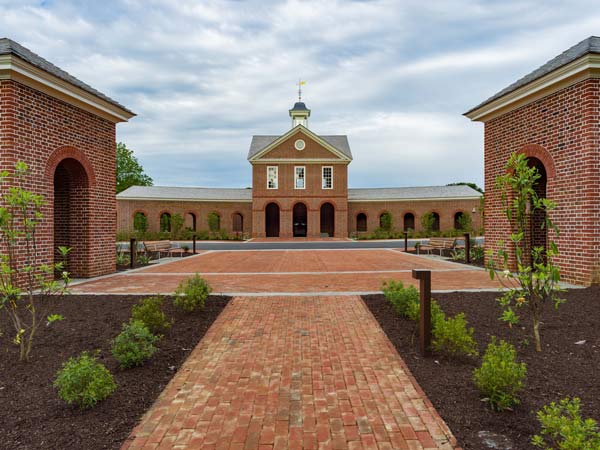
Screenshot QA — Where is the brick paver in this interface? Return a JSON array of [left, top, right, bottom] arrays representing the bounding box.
[[121, 296, 459, 450]]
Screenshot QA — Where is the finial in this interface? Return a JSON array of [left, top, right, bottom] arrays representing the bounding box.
[[297, 79, 306, 101]]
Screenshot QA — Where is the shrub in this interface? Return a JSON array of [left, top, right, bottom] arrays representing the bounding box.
[[532, 397, 600, 449], [432, 313, 478, 357], [379, 212, 392, 231], [473, 337, 526, 411], [133, 212, 148, 233], [54, 351, 116, 408], [131, 296, 171, 334], [421, 212, 436, 234], [174, 274, 212, 312], [208, 212, 220, 232], [111, 320, 159, 369], [382, 280, 419, 317]]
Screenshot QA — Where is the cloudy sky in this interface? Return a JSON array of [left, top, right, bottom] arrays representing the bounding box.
[[2, 1, 600, 190]]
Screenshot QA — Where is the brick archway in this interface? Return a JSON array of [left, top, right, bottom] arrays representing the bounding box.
[[519, 144, 556, 179]]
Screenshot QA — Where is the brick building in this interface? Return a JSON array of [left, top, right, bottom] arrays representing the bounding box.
[[0, 39, 134, 278], [465, 36, 600, 285], [118, 102, 482, 238]]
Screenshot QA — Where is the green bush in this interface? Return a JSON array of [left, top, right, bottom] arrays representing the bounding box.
[[473, 337, 526, 411], [379, 212, 392, 231], [111, 320, 159, 369], [382, 280, 419, 317], [174, 274, 212, 312], [54, 351, 116, 408], [432, 313, 478, 357], [131, 296, 171, 334], [207, 212, 220, 232], [532, 397, 600, 449]]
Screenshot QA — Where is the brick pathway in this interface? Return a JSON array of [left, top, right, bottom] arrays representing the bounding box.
[[121, 296, 458, 450]]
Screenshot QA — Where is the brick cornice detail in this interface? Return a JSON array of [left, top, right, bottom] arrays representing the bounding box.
[[45, 146, 97, 187]]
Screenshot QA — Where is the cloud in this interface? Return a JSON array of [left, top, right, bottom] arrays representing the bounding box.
[[2, 0, 600, 191]]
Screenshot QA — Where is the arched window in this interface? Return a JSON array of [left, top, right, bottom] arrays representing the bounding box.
[[133, 211, 148, 233], [403, 213, 415, 231], [454, 211, 470, 231], [432, 212, 440, 231], [379, 211, 392, 230], [208, 212, 220, 231], [160, 212, 171, 232], [186, 212, 197, 231], [233, 213, 243, 233], [356, 213, 367, 232]]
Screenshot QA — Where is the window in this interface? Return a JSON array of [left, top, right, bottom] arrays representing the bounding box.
[[267, 166, 278, 189], [322, 166, 333, 189], [160, 212, 171, 233], [295, 166, 305, 189], [356, 213, 367, 232]]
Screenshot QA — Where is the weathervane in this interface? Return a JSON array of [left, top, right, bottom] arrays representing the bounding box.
[[297, 79, 306, 101]]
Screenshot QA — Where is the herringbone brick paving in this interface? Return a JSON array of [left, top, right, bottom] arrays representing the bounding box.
[[121, 296, 458, 450]]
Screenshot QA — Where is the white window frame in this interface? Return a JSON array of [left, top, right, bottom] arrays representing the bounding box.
[[294, 166, 306, 190], [322, 166, 333, 190], [267, 166, 278, 189]]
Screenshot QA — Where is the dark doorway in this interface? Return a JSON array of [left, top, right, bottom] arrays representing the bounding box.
[[528, 157, 548, 253], [53, 158, 90, 278], [265, 203, 280, 237], [293, 203, 307, 237], [403, 213, 415, 231], [454, 212, 464, 230], [186, 212, 197, 231], [432, 212, 440, 232], [356, 213, 367, 232], [233, 213, 243, 233], [320, 202, 335, 237]]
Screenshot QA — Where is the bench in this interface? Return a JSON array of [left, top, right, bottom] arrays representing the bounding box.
[[142, 241, 185, 259], [417, 237, 457, 256]]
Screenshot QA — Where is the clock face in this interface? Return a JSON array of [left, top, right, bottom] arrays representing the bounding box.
[[294, 139, 306, 151]]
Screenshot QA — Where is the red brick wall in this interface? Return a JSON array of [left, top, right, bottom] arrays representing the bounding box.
[[347, 199, 482, 234], [117, 200, 253, 235], [483, 78, 600, 285], [0, 79, 117, 278]]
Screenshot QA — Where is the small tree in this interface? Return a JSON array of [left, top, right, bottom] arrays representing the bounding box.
[[421, 212, 435, 234], [0, 162, 71, 362], [171, 213, 184, 238], [456, 212, 472, 232], [133, 212, 148, 233], [379, 212, 392, 231], [207, 212, 220, 232], [487, 152, 563, 352]]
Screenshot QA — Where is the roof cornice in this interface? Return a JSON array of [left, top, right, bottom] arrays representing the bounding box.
[[117, 196, 252, 203], [252, 158, 349, 165], [248, 125, 352, 162], [465, 53, 600, 122], [349, 196, 481, 203], [0, 53, 135, 123]]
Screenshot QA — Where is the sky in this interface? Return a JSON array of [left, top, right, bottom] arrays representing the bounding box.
[[2, 0, 600, 190]]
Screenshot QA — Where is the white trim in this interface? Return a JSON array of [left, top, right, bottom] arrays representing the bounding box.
[[294, 166, 306, 190], [322, 166, 333, 190], [294, 139, 306, 151], [266, 165, 278, 190], [348, 196, 481, 202], [252, 158, 348, 164], [465, 54, 600, 122], [117, 197, 252, 203]]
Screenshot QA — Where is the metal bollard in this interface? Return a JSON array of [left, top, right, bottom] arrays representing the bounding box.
[[404, 231, 408, 252], [412, 269, 432, 357], [129, 238, 136, 269], [193, 234, 197, 254], [464, 232, 470, 264]]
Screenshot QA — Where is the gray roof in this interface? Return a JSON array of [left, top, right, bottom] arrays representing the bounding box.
[[117, 184, 480, 202], [348, 185, 482, 201], [290, 102, 309, 111], [248, 134, 352, 159], [117, 186, 252, 201], [466, 36, 600, 115], [0, 38, 134, 115]]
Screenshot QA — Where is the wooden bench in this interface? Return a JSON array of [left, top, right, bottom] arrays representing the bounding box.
[[417, 237, 457, 256], [142, 241, 185, 259]]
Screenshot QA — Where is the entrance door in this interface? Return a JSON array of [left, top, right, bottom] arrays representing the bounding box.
[[320, 202, 335, 237], [265, 203, 280, 237], [293, 203, 307, 237]]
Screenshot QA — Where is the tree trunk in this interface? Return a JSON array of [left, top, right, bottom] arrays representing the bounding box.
[[533, 315, 542, 352]]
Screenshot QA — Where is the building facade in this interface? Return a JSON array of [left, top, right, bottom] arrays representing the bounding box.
[[118, 102, 482, 238], [466, 36, 600, 285], [0, 39, 134, 278]]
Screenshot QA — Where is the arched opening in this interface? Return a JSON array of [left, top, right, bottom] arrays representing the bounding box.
[[379, 211, 392, 230], [53, 158, 90, 278], [432, 212, 440, 232], [265, 203, 280, 237], [528, 157, 548, 253], [185, 212, 197, 231], [356, 213, 367, 232], [160, 212, 171, 232], [403, 213, 415, 231], [293, 203, 307, 237], [133, 211, 148, 233], [454, 211, 465, 230], [208, 212, 220, 231], [320, 202, 335, 237], [233, 213, 244, 233]]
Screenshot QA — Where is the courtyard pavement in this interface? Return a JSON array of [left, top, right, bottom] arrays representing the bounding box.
[[72, 248, 501, 295], [121, 296, 459, 450]]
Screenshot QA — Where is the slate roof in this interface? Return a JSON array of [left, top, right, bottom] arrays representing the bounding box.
[[248, 134, 352, 159], [117, 184, 480, 201], [348, 185, 481, 201], [466, 36, 600, 115], [290, 102, 309, 111], [117, 186, 252, 201], [0, 38, 134, 114]]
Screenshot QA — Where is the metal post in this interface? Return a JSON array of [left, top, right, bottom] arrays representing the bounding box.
[[412, 269, 432, 357], [464, 232, 470, 264], [129, 238, 136, 269], [404, 231, 408, 252], [193, 234, 197, 254]]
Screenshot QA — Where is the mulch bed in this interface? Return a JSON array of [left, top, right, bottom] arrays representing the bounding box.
[[0, 294, 229, 450], [363, 287, 600, 450]]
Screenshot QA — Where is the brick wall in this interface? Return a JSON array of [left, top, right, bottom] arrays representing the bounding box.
[[0, 79, 117, 278], [483, 78, 600, 285]]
